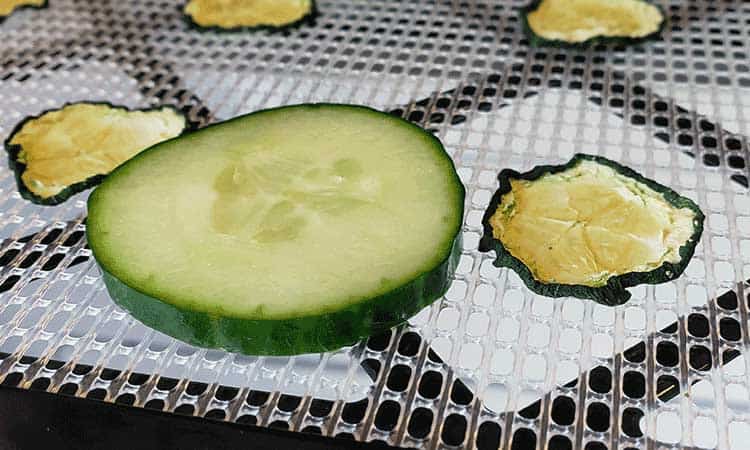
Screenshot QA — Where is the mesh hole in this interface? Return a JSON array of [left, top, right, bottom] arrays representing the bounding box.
[[86, 389, 106, 401], [386, 365, 412, 392], [476, 421, 502, 450], [441, 414, 467, 446], [418, 371, 443, 399], [656, 341, 680, 367], [236, 415, 257, 426], [115, 393, 135, 405], [586, 402, 610, 432], [551, 396, 575, 426], [397, 331, 422, 356], [511, 428, 536, 450], [407, 408, 433, 439], [450, 379, 473, 405], [689, 345, 712, 371], [342, 399, 368, 424], [174, 404, 195, 415], [277, 395, 301, 413], [30, 377, 50, 391], [589, 366, 612, 393], [246, 390, 270, 407], [309, 399, 333, 417], [688, 313, 710, 337], [58, 383, 78, 396], [215, 386, 239, 401], [205, 409, 226, 420], [717, 291, 739, 310], [144, 399, 164, 411], [719, 317, 742, 341], [549, 435, 573, 450], [374, 400, 400, 431]]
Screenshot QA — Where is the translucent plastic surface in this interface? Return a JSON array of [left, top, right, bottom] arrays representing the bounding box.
[[1, 1, 749, 448]]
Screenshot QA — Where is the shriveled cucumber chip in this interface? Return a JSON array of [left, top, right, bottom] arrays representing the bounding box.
[[184, 0, 314, 31], [522, 0, 664, 47], [4, 103, 187, 205], [480, 154, 704, 305], [0, 0, 45, 19]]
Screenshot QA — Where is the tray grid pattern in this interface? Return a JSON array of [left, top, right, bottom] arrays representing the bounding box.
[[1, 1, 749, 449]]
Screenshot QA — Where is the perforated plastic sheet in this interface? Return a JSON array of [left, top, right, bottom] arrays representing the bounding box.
[[1, 0, 750, 449]]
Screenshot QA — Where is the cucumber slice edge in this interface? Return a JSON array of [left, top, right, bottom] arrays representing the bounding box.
[[99, 233, 461, 355]]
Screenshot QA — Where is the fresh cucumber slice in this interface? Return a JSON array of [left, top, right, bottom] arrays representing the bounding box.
[[88, 104, 464, 355]]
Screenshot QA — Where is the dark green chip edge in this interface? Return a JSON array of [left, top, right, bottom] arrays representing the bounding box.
[[479, 153, 705, 306], [520, 0, 667, 49], [3, 102, 193, 206]]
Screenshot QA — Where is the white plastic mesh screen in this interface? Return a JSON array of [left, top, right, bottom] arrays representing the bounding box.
[[0, 1, 749, 449]]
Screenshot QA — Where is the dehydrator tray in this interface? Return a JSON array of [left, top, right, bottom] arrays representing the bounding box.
[[1, 1, 749, 449]]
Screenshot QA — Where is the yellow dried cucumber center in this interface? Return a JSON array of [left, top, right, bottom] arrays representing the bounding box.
[[490, 160, 696, 287], [527, 0, 663, 43], [185, 0, 312, 28], [0, 0, 44, 16], [10, 104, 185, 198]]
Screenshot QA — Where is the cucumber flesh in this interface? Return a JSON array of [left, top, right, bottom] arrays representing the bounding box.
[[0, 0, 45, 18], [522, 0, 664, 47], [490, 159, 697, 286], [480, 154, 704, 306], [184, 0, 313, 29], [88, 104, 464, 355], [5, 103, 186, 204]]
